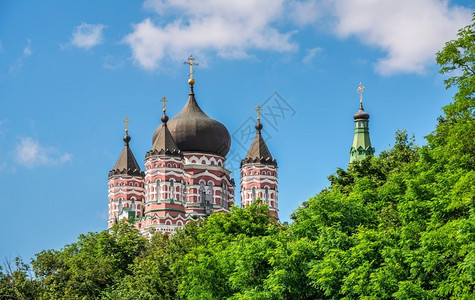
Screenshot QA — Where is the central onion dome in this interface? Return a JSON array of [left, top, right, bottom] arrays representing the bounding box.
[[152, 85, 231, 157]]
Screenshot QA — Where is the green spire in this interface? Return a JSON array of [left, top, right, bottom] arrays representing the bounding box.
[[350, 83, 375, 163]]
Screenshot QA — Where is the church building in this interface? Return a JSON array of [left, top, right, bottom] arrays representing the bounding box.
[[107, 56, 374, 235], [107, 56, 279, 235]]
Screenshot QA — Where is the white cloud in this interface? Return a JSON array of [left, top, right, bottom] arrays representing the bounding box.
[[288, 0, 329, 27], [123, 0, 472, 75], [9, 39, 32, 74], [331, 0, 472, 75], [124, 0, 297, 70], [302, 47, 322, 64], [15, 137, 72, 168], [71, 23, 106, 50]]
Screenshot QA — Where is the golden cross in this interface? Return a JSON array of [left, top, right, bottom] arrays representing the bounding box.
[[255, 105, 263, 120], [184, 55, 199, 84], [357, 82, 365, 105], [160, 96, 168, 112], [123, 117, 131, 132]]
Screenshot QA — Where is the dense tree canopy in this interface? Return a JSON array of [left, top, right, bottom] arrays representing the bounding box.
[[1, 14, 474, 300]]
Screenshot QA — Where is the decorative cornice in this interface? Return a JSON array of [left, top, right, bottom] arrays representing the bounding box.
[[241, 157, 277, 167], [145, 148, 183, 159], [108, 169, 144, 178]]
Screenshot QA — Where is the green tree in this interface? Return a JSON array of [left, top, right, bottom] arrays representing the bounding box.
[[107, 222, 200, 300], [431, 13, 475, 170], [32, 221, 147, 299], [178, 202, 281, 300], [0, 258, 41, 299]]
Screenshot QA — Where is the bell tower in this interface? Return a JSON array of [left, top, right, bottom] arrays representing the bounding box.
[[240, 106, 279, 219], [350, 83, 375, 163], [141, 97, 186, 233], [108, 120, 145, 228]]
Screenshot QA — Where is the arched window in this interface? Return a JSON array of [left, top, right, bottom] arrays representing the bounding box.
[[118, 198, 123, 212], [222, 183, 228, 208], [264, 187, 269, 203], [199, 182, 205, 203], [183, 182, 188, 203], [207, 182, 214, 204], [156, 180, 161, 200], [170, 180, 175, 200], [131, 198, 136, 211], [252, 186, 257, 201]]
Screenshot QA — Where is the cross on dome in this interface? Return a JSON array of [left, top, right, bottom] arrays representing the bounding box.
[[255, 105, 263, 120], [123, 117, 131, 132], [160, 96, 168, 112], [357, 82, 365, 105], [184, 55, 199, 85]]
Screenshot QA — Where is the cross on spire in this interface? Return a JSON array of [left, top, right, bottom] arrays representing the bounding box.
[[184, 55, 199, 85], [255, 105, 263, 120], [160, 96, 168, 112], [123, 117, 131, 133], [357, 82, 365, 105]]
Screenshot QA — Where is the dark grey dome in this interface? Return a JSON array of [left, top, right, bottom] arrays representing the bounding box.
[[152, 86, 231, 157], [353, 105, 370, 120]]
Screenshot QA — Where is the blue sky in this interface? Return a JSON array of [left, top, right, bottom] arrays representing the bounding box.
[[0, 0, 473, 261]]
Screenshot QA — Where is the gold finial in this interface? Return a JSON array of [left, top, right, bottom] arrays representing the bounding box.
[[160, 96, 168, 112], [184, 55, 199, 85], [255, 105, 263, 120], [357, 82, 365, 105], [123, 117, 131, 133]]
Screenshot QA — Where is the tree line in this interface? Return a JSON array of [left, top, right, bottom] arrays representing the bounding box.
[[1, 14, 474, 300]]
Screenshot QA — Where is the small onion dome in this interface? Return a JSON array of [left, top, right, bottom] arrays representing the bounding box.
[[353, 105, 370, 120], [123, 133, 131, 144], [152, 85, 231, 157], [109, 132, 144, 178], [161, 113, 169, 123]]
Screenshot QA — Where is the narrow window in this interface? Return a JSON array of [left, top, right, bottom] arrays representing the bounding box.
[[207, 182, 214, 204], [222, 183, 228, 208], [199, 182, 205, 203], [183, 182, 188, 203], [170, 181, 175, 200], [156, 180, 161, 200]]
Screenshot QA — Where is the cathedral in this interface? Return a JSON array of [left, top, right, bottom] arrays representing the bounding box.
[[107, 57, 373, 235], [107, 56, 279, 235]]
